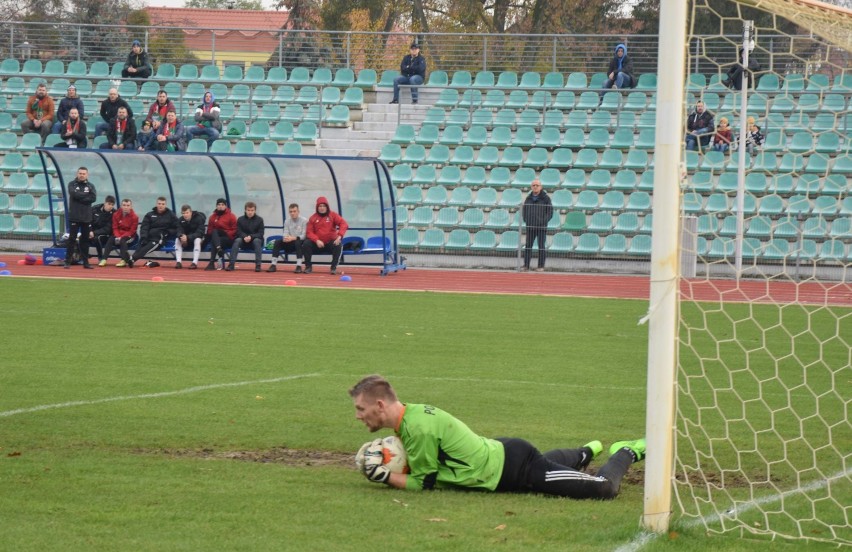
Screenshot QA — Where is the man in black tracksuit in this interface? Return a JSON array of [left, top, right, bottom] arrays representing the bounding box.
[[522, 179, 553, 271], [130, 197, 179, 268], [227, 201, 265, 272], [64, 167, 97, 269], [90, 195, 116, 265], [175, 204, 206, 269]]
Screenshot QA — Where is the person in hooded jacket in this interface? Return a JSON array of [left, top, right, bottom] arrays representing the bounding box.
[[175, 204, 206, 269], [130, 197, 179, 268], [204, 198, 238, 270], [601, 43, 634, 97], [226, 201, 265, 272], [302, 196, 349, 275], [63, 167, 96, 269], [187, 90, 222, 147]]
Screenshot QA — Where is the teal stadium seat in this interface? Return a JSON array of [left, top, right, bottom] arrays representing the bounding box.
[[354, 68, 377, 89]]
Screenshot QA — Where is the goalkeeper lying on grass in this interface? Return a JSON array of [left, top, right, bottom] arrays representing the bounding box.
[[349, 374, 645, 498]]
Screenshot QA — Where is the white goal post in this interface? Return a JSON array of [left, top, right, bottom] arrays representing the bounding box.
[[645, 0, 851, 544]]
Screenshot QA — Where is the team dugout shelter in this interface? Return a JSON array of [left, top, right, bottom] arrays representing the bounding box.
[[37, 148, 405, 275]]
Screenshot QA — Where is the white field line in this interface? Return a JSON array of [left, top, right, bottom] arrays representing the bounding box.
[[614, 468, 852, 552], [0, 373, 321, 418]]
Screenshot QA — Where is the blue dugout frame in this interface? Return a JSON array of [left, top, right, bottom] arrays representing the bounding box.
[[37, 147, 405, 275]]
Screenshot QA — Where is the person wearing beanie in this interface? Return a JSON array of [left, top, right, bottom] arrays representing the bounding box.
[[122, 39, 152, 80], [390, 42, 426, 105]]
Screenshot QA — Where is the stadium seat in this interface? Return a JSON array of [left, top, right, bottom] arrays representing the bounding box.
[[426, 144, 451, 167], [510, 168, 536, 189], [484, 208, 512, 229], [398, 228, 419, 248], [613, 169, 638, 191], [573, 149, 599, 169], [186, 138, 208, 153], [512, 127, 537, 148], [549, 232, 574, 253], [450, 71, 472, 88], [447, 184, 472, 206], [519, 72, 542, 89], [341, 87, 364, 108], [409, 206, 433, 227], [426, 70, 448, 87], [497, 188, 522, 209], [588, 211, 614, 233], [542, 72, 564, 89], [379, 144, 402, 165], [573, 190, 599, 211], [440, 125, 464, 146], [460, 208, 486, 228], [573, 233, 600, 254], [434, 207, 459, 227], [524, 148, 549, 170], [463, 126, 488, 147], [458, 89, 483, 109], [209, 140, 231, 153], [461, 166, 486, 188], [550, 190, 573, 211], [449, 146, 474, 167], [496, 71, 518, 89], [412, 164, 436, 188], [445, 229, 471, 250], [470, 230, 497, 251], [9, 193, 35, 214], [354, 68, 376, 89], [473, 71, 495, 88], [486, 167, 511, 188], [391, 165, 414, 186], [419, 228, 445, 249]]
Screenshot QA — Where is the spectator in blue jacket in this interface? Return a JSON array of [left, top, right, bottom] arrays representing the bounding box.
[[391, 43, 426, 105], [51, 85, 85, 135], [601, 43, 634, 96]]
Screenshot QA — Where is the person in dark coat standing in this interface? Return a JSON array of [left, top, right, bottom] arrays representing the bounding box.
[[64, 167, 97, 269], [521, 179, 553, 271], [227, 201, 265, 272]]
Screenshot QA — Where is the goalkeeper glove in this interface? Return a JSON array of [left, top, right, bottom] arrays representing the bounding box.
[[362, 439, 391, 484], [364, 462, 391, 484]]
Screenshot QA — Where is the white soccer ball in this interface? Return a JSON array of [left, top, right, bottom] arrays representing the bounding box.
[[355, 435, 409, 474], [379, 435, 409, 474]]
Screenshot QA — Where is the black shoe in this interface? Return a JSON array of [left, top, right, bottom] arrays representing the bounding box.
[[175, 262, 182, 269], [255, 265, 261, 272], [225, 266, 234, 271], [294, 266, 303, 274], [205, 262, 216, 271], [127, 259, 134, 268], [412, 100, 418, 104], [267, 265, 277, 273], [330, 268, 337, 275], [189, 263, 197, 270], [145, 261, 160, 268], [389, 99, 398, 104], [303, 266, 312, 274], [83, 264, 93, 269], [63, 263, 70, 269]]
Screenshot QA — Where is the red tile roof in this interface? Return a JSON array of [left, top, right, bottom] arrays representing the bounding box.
[[145, 7, 290, 53]]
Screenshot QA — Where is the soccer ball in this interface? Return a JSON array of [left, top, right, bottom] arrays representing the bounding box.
[[355, 435, 409, 474]]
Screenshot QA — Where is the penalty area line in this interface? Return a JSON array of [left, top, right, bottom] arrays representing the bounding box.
[[0, 373, 321, 418]]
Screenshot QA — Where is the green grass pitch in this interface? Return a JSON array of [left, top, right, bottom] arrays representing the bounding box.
[[0, 278, 846, 551]]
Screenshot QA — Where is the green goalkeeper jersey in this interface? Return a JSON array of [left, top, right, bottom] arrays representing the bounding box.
[[397, 403, 505, 491]]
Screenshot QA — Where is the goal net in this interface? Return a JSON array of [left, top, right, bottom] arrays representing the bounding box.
[[667, 0, 851, 545]]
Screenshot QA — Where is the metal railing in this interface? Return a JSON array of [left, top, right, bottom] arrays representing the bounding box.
[[1, 21, 848, 80]]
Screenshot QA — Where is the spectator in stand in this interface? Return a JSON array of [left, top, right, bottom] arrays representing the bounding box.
[[130, 197, 179, 268], [711, 117, 734, 153], [102, 198, 139, 267], [136, 120, 157, 151], [521, 179, 553, 272], [226, 201, 265, 272], [89, 195, 116, 265], [94, 88, 133, 138], [723, 48, 761, 91], [203, 198, 238, 271], [145, 90, 175, 131], [51, 84, 84, 135], [685, 100, 714, 152], [175, 204, 206, 270], [745, 120, 764, 156], [21, 83, 55, 143], [64, 167, 96, 269], [601, 43, 634, 98], [302, 196, 348, 275], [52, 107, 87, 149], [390, 42, 426, 105], [187, 90, 222, 148], [267, 203, 307, 273], [154, 109, 186, 152], [121, 40, 152, 80], [101, 106, 137, 150]]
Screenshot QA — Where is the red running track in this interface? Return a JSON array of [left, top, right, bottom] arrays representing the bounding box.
[[2, 254, 850, 306]]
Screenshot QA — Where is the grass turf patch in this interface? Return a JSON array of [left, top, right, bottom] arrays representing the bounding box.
[[0, 278, 845, 551]]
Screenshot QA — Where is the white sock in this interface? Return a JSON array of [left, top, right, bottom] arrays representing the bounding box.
[[192, 238, 201, 263], [296, 259, 303, 267], [271, 257, 278, 266]]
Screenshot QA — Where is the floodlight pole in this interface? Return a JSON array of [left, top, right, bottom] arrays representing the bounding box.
[[642, 0, 686, 534], [734, 21, 754, 278]]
